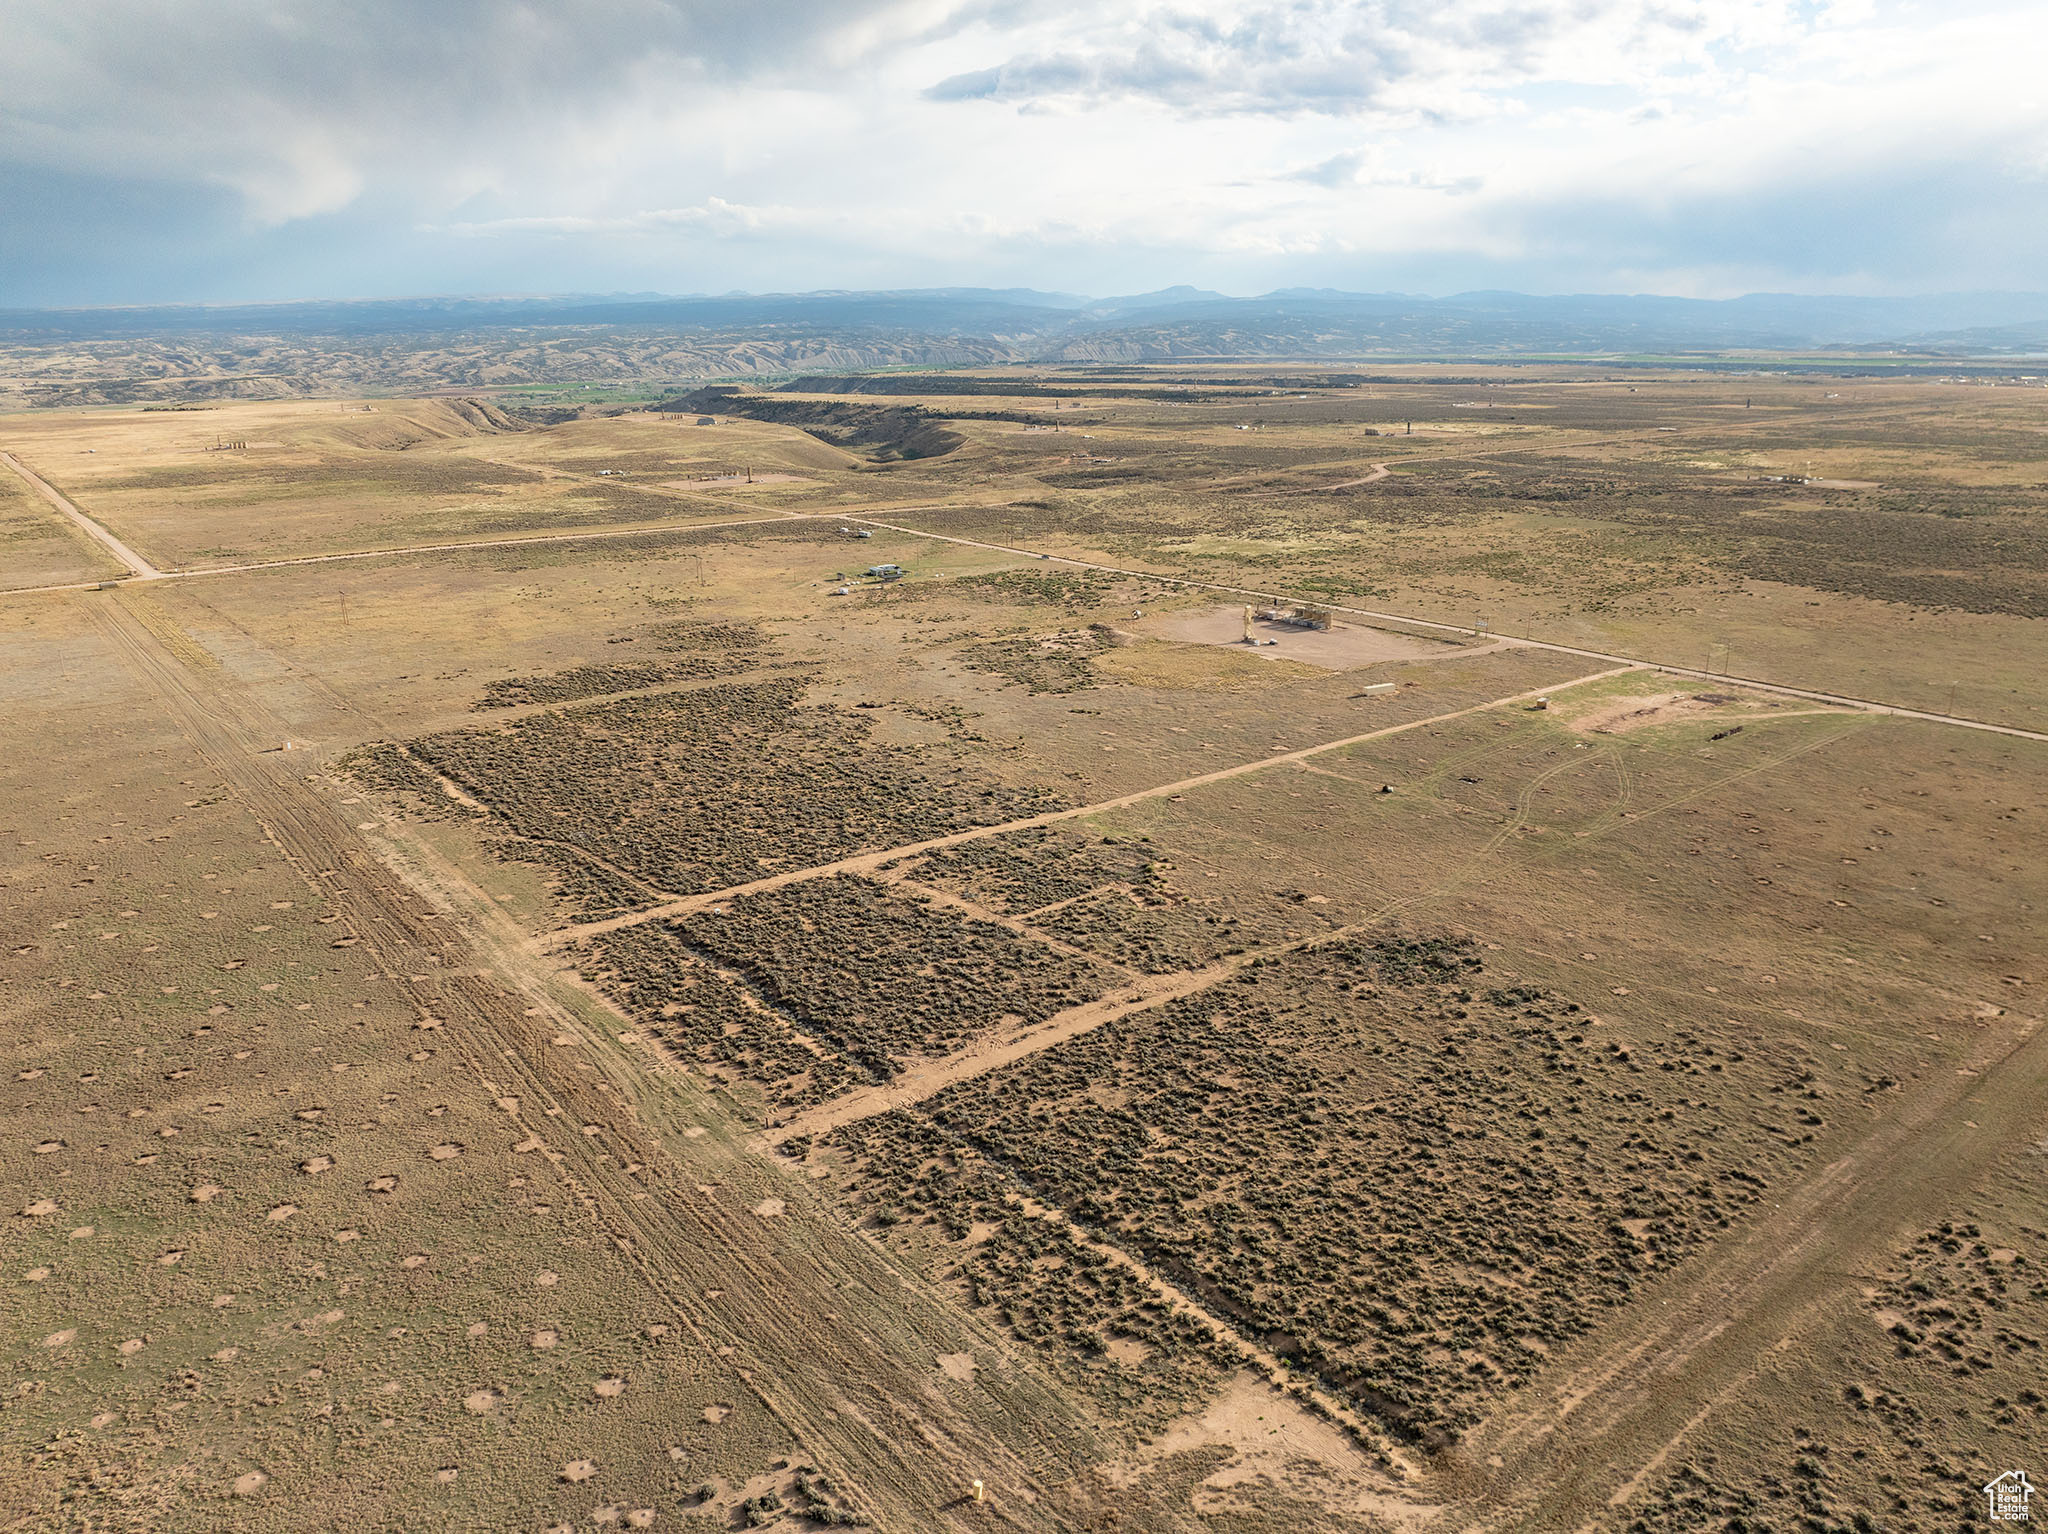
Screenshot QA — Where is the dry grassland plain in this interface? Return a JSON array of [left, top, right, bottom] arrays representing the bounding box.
[[1, 369, 2044, 1532]]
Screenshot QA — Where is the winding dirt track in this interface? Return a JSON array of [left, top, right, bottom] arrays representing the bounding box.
[[1270, 462, 1391, 493], [82, 587, 1098, 1532]]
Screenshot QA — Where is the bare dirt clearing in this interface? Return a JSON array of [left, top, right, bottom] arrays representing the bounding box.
[[661, 472, 807, 489], [1559, 684, 1848, 736], [1100, 1373, 1437, 1526], [1141, 603, 1478, 669]]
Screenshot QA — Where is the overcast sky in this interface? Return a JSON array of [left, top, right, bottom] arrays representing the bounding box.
[[3, 0, 2043, 307]]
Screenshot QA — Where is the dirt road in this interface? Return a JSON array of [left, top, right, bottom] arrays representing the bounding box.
[[1, 449, 163, 578], [747, 686, 2041, 1533], [82, 586, 1100, 1531], [761, 961, 1241, 1146], [1271, 462, 1390, 493], [541, 666, 1639, 950]]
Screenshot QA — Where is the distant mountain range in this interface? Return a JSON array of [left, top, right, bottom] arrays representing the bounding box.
[[7, 286, 2046, 408], [7, 286, 2048, 357]]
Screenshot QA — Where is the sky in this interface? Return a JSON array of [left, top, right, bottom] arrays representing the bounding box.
[[2, 0, 2044, 308]]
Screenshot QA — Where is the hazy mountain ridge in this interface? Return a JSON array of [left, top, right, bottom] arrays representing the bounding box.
[[9, 286, 2048, 347], [5, 287, 2045, 408]]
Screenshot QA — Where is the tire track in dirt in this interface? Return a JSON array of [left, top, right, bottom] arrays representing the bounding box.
[[81, 588, 1101, 1531], [1563, 714, 1873, 844], [1015, 882, 1136, 921]]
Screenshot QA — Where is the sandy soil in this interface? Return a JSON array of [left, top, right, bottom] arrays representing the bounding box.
[[1563, 686, 1848, 735], [1105, 1374, 1438, 1526]]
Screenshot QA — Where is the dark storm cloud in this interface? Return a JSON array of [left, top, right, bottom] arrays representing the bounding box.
[[4, 0, 895, 127], [0, 1, 914, 210], [0, 0, 944, 299]]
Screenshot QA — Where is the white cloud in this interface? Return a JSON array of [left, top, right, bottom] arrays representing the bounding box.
[[923, 0, 1816, 116], [0, 0, 2043, 301]]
